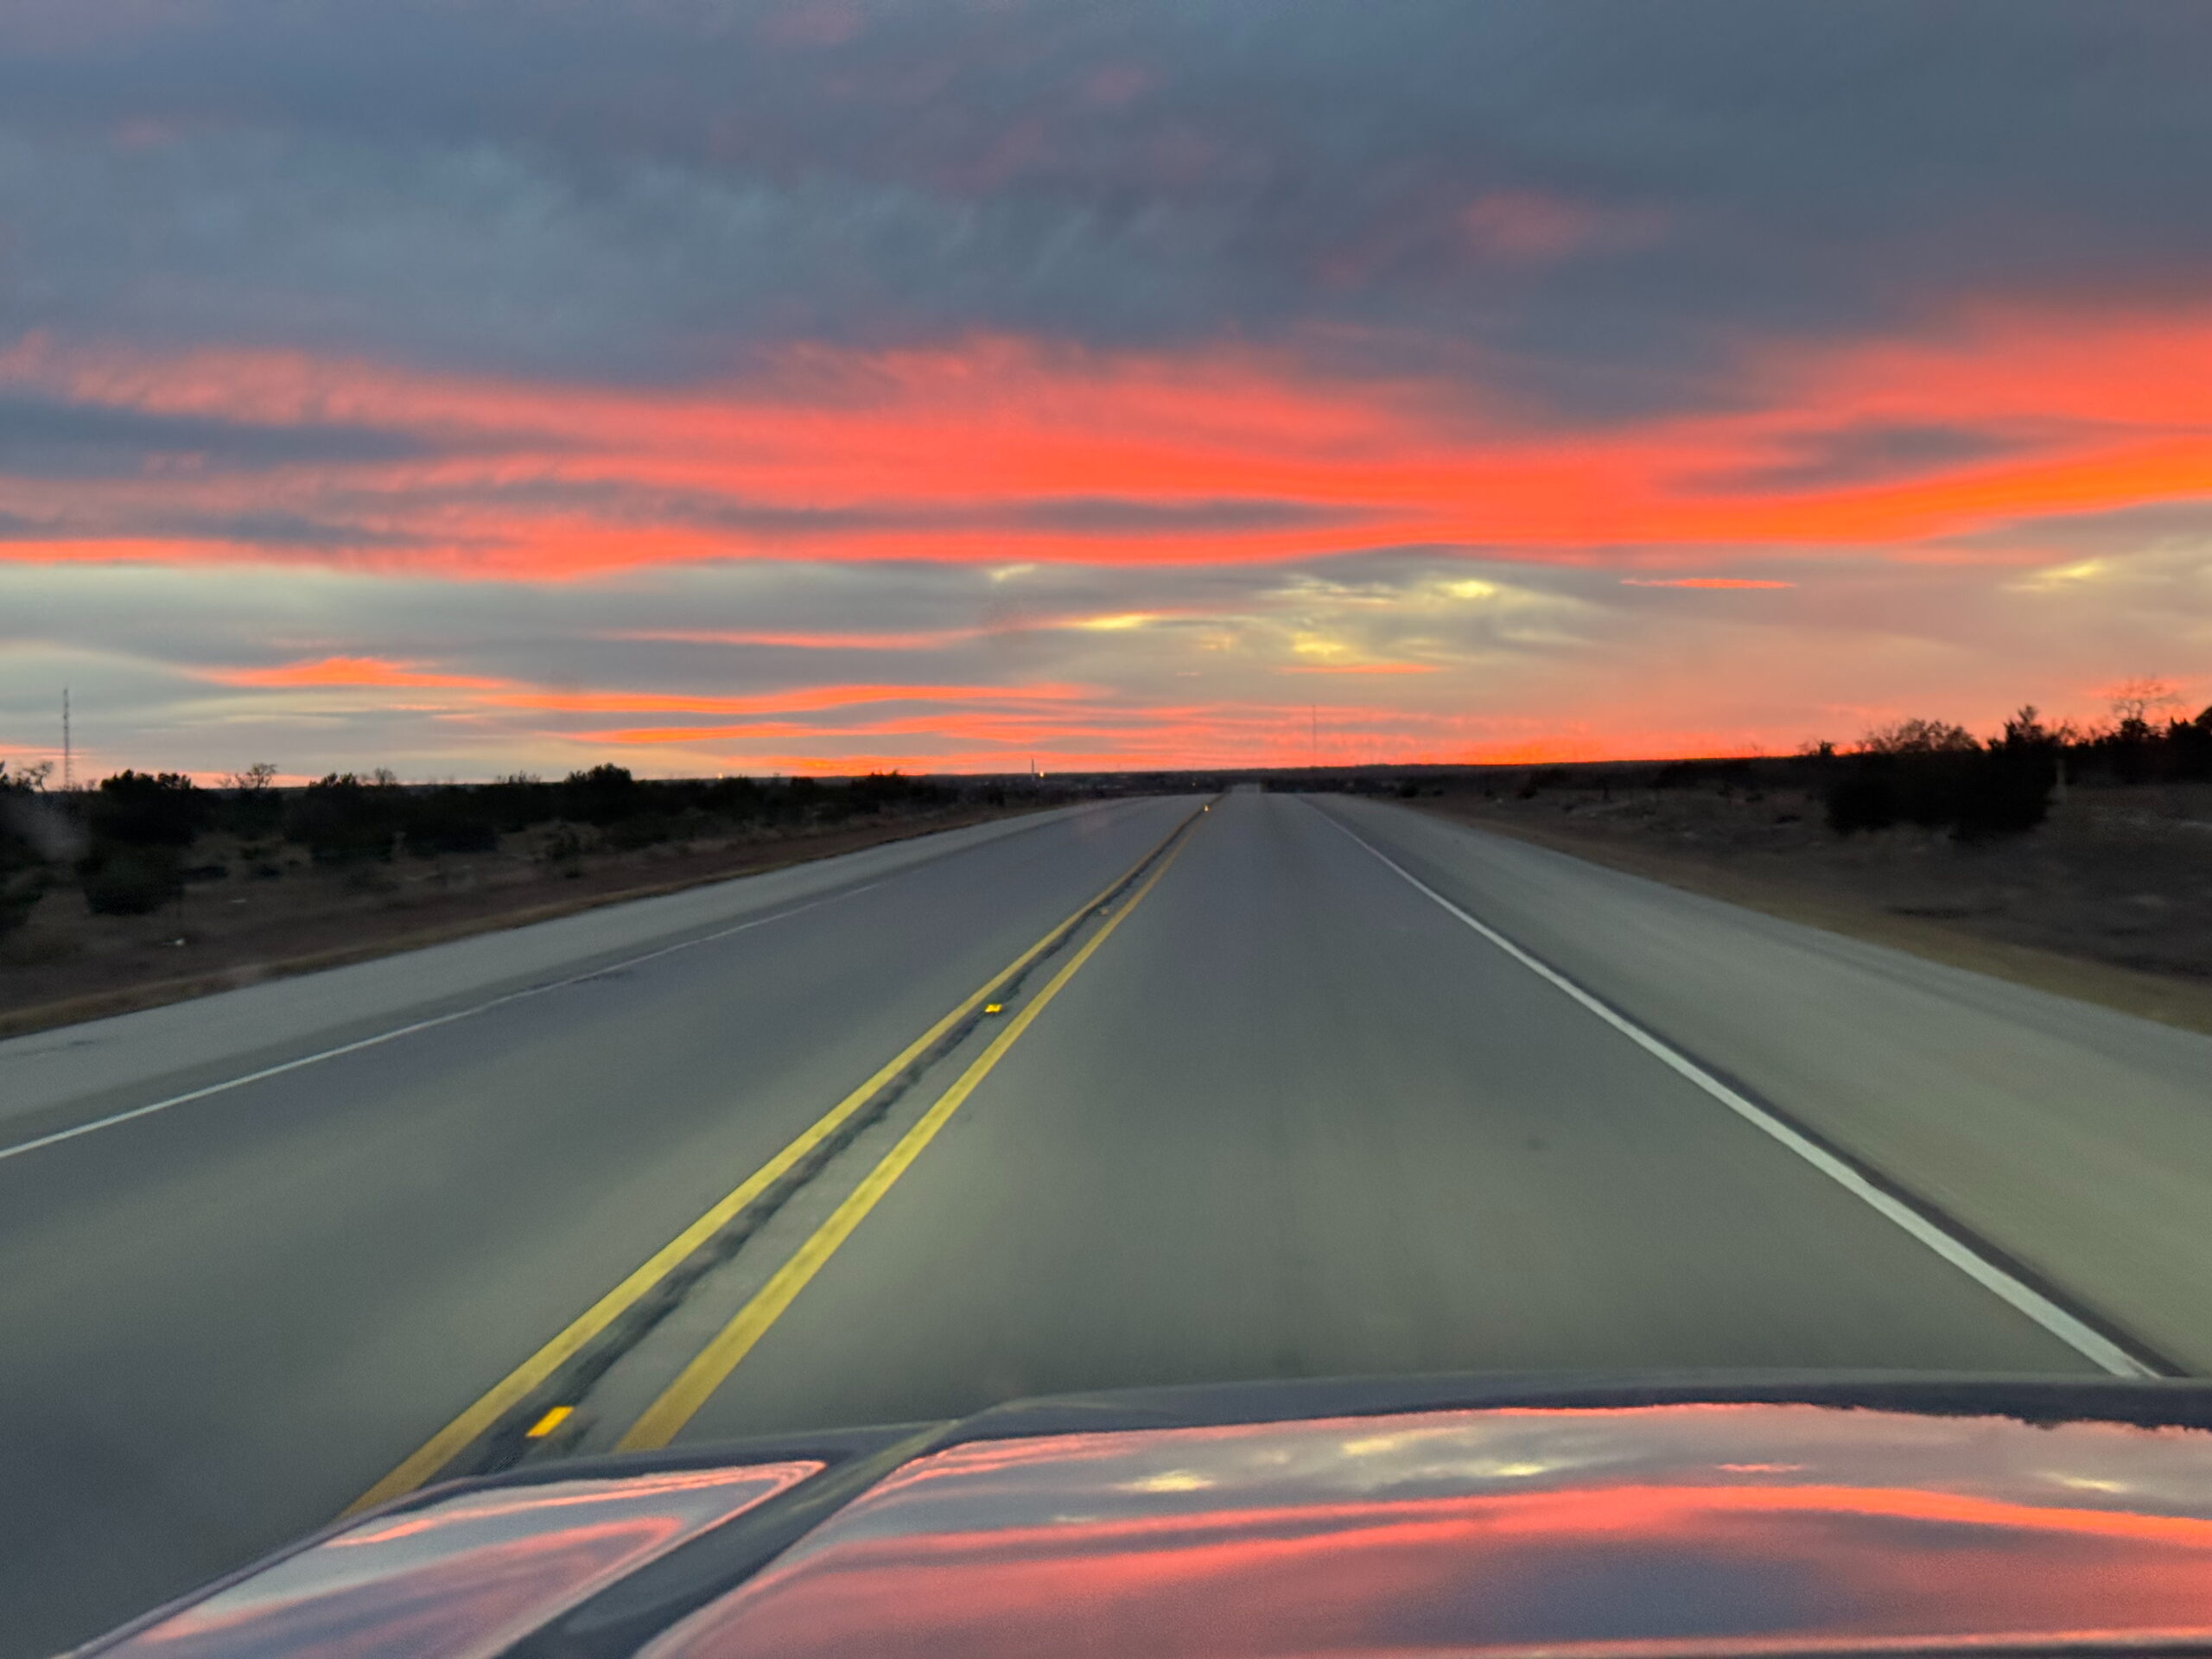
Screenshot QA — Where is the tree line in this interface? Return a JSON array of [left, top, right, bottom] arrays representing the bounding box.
[[0, 763, 984, 926], [1319, 683, 2212, 842], [1503, 696, 2212, 838], [1811, 690, 2212, 838]]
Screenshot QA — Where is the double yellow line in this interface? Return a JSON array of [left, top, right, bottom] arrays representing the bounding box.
[[346, 801, 1205, 1515]]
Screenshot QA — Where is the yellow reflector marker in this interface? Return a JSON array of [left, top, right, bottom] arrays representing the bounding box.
[[615, 823, 1196, 1452], [341, 801, 1205, 1519], [524, 1406, 573, 1439], [983, 1003, 1003, 1014]]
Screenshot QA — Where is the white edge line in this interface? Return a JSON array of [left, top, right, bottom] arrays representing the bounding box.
[[0, 791, 1169, 1165], [0, 882, 880, 1166], [1313, 801, 2156, 1380]]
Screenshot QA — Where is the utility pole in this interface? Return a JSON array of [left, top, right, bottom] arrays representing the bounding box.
[[1310, 703, 1318, 769], [61, 686, 72, 792]]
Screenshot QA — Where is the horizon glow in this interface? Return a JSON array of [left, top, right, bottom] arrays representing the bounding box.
[[3, 3, 2209, 779]]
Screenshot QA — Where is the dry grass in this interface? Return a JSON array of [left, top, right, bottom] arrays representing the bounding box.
[[0, 803, 1042, 1038], [1415, 778, 2212, 1035]]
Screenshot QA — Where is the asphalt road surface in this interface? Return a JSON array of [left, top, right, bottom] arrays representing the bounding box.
[[6, 788, 2211, 1654]]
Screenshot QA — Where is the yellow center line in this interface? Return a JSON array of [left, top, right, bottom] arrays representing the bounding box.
[[340, 802, 1203, 1517], [614, 823, 1197, 1452]]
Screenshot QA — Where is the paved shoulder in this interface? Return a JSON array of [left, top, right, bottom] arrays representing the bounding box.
[[1326, 795, 2212, 1374], [0, 801, 1124, 1133]]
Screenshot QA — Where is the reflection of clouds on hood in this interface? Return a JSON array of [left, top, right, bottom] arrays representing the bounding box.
[[764, 1403, 2212, 1538], [3, 3, 2211, 772]]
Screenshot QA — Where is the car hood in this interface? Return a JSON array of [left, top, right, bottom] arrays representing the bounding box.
[[79, 1374, 2212, 1659]]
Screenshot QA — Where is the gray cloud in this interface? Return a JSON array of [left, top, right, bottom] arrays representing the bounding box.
[[0, 391, 446, 477], [1699, 422, 2063, 494], [1, 3, 2207, 411], [5, 3, 2211, 772], [5, 537, 2203, 776]]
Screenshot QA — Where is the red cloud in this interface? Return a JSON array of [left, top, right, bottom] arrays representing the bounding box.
[[203, 655, 510, 689], [5, 302, 2211, 581]]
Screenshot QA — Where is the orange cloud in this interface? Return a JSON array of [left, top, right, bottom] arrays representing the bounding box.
[[613, 627, 997, 651], [1621, 578, 1796, 588], [203, 655, 511, 689], [161, 645, 1890, 771], [607, 613, 1194, 649], [1277, 663, 1440, 675], [3, 303, 2209, 580], [483, 682, 1090, 717]]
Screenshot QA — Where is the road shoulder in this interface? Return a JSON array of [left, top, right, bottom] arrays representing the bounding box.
[[1412, 800, 2212, 1039]]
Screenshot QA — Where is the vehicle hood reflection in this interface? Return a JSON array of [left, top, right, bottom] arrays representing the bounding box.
[[96, 1461, 819, 1659], [645, 1404, 2212, 1657]]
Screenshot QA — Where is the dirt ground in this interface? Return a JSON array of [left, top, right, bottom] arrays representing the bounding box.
[[11, 779, 2208, 1041], [0, 803, 1046, 1038], [1415, 777, 2212, 1036]]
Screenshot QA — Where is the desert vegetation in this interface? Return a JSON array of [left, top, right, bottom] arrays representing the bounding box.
[[0, 763, 1005, 929], [1364, 685, 2212, 1019], [1287, 687, 2212, 847], [1815, 695, 2212, 839], [0, 763, 1096, 1029]]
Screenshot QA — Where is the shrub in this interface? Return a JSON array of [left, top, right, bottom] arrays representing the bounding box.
[[1858, 717, 1979, 755], [844, 772, 952, 816], [537, 826, 588, 868], [480, 774, 560, 832], [700, 776, 770, 823], [401, 787, 501, 856], [604, 813, 677, 851], [0, 869, 43, 937], [286, 774, 398, 862], [88, 771, 206, 848], [1951, 747, 2056, 839], [0, 791, 42, 878], [1825, 769, 1897, 834], [81, 847, 182, 915], [2171, 707, 2212, 779], [1825, 747, 2051, 840], [562, 764, 640, 826]]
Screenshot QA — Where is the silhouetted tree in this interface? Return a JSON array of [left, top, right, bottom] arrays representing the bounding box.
[[86, 771, 207, 848], [0, 766, 52, 934], [562, 763, 641, 826], [1827, 715, 2051, 838], [285, 773, 400, 862]]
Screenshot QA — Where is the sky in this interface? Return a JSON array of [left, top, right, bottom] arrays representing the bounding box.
[[2, 1, 2209, 780]]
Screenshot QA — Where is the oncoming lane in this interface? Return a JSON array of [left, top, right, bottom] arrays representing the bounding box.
[[0, 794, 1195, 1658]]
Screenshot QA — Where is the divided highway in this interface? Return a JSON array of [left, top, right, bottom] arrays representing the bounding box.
[[4, 788, 2210, 1655]]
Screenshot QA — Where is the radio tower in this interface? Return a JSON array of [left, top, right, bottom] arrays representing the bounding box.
[[61, 686, 73, 792]]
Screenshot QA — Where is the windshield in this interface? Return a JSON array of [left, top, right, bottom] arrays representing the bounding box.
[[3, 5, 2209, 1654]]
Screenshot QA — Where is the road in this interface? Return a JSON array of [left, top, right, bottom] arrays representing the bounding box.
[[5, 788, 2212, 1653]]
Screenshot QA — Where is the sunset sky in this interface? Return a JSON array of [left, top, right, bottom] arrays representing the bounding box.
[[3, 1, 2209, 779]]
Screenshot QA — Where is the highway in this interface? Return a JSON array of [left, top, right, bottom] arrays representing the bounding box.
[[5, 788, 2212, 1653]]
